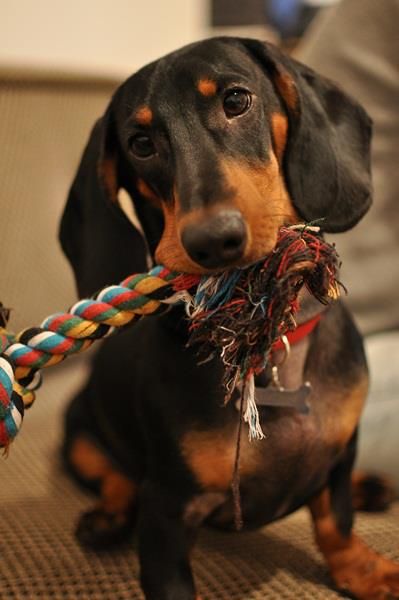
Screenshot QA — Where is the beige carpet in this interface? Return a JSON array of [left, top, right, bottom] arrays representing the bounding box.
[[0, 358, 398, 600]]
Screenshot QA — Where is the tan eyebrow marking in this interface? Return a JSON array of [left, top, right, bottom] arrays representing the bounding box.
[[135, 106, 153, 125], [197, 79, 217, 97]]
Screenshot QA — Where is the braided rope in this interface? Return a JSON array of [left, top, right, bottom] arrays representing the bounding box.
[[0, 225, 341, 450], [0, 266, 199, 448]]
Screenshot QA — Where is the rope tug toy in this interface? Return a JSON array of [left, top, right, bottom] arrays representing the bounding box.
[[0, 225, 341, 450]]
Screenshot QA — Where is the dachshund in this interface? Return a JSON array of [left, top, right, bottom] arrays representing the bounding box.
[[59, 37, 399, 600]]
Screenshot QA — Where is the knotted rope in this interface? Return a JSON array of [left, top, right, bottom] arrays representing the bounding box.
[[0, 225, 341, 450]]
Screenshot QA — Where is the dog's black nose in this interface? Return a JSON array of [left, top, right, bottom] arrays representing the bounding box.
[[181, 210, 247, 269]]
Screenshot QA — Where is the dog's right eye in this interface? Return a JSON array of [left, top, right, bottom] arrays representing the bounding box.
[[128, 134, 156, 159], [223, 88, 252, 118]]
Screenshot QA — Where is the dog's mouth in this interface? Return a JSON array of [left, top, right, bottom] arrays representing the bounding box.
[[179, 222, 340, 398], [176, 224, 316, 277], [155, 224, 290, 275], [154, 178, 299, 274], [165, 219, 297, 275]]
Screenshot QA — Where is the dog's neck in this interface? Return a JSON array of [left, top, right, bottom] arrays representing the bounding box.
[[269, 288, 328, 381], [252, 288, 329, 411]]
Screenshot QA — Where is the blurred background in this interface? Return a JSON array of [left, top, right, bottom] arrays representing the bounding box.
[[1, 0, 337, 79]]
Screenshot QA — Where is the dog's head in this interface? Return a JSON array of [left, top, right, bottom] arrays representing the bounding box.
[[60, 37, 372, 296]]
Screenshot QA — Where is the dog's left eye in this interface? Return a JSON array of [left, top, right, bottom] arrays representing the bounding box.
[[223, 89, 252, 118], [128, 134, 156, 159]]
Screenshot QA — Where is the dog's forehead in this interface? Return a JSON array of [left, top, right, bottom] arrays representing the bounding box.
[[167, 38, 258, 80], [118, 39, 267, 117]]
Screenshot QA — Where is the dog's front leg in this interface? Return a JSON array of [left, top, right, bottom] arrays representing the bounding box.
[[308, 430, 399, 599], [138, 480, 198, 600]]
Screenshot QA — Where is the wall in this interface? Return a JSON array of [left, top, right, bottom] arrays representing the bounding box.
[[0, 0, 209, 78]]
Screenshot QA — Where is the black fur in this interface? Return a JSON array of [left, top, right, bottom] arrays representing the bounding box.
[[60, 38, 373, 600], [241, 39, 372, 232], [60, 38, 372, 296]]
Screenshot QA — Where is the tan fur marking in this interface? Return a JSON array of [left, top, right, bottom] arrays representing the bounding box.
[[221, 156, 298, 265], [100, 157, 118, 202], [309, 489, 399, 598], [274, 71, 298, 112], [340, 378, 369, 444], [197, 79, 217, 97], [326, 376, 369, 448], [69, 436, 136, 514], [69, 437, 111, 479], [155, 155, 298, 273], [271, 113, 289, 164], [181, 429, 259, 491], [135, 106, 153, 125], [155, 197, 204, 273], [101, 472, 136, 513], [137, 178, 161, 206]]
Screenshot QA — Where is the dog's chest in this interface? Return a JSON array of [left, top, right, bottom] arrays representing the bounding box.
[[180, 375, 367, 522], [181, 406, 322, 492]]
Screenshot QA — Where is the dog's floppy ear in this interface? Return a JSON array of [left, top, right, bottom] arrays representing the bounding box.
[[59, 102, 163, 298], [241, 39, 372, 232]]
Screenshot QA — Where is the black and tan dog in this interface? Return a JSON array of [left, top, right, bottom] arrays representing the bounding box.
[[60, 38, 399, 599]]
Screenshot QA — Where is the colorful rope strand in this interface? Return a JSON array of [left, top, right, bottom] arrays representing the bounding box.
[[0, 266, 199, 448], [0, 225, 341, 449]]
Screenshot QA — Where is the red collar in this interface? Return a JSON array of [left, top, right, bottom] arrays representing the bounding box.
[[272, 313, 322, 353]]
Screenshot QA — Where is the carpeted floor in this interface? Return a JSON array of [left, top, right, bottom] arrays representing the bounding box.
[[0, 358, 398, 599]]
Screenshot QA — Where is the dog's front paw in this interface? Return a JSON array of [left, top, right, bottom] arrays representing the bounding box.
[[76, 507, 135, 549], [330, 539, 399, 599]]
